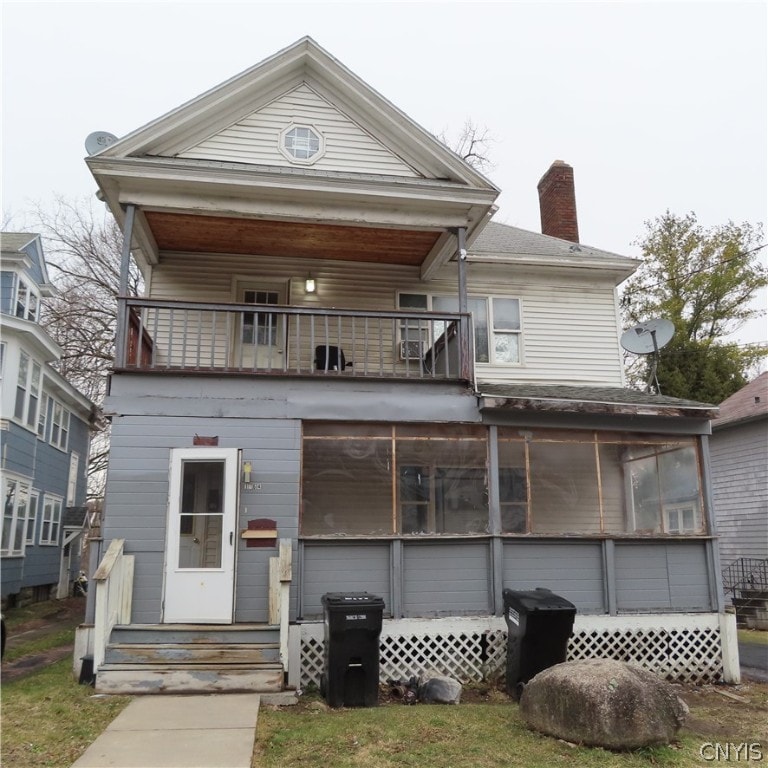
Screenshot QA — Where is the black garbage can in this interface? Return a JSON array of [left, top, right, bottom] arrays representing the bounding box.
[[321, 592, 385, 708], [503, 587, 576, 699]]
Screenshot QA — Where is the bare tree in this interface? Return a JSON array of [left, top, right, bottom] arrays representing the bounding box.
[[438, 119, 496, 174], [32, 196, 143, 498]]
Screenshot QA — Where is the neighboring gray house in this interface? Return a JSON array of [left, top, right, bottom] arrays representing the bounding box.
[[1, 233, 96, 604], [711, 372, 768, 579], [79, 38, 738, 695]]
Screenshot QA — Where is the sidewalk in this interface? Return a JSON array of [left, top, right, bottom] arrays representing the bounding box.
[[71, 694, 261, 768]]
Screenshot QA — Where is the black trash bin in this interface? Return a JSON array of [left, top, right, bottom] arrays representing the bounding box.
[[503, 587, 576, 699], [321, 592, 385, 708]]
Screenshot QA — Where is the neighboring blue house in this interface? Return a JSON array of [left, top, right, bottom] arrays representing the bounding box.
[[1, 232, 96, 605]]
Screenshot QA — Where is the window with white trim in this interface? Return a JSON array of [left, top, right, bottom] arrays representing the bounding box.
[[2, 476, 31, 555], [15, 277, 40, 321], [398, 293, 522, 365], [40, 495, 62, 545], [14, 352, 42, 427], [67, 453, 80, 506], [25, 492, 39, 546], [279, 124, 324, 164], [0, 342, 5, 380], [37, 392, 49, 439], [50, 400, 70, 451]]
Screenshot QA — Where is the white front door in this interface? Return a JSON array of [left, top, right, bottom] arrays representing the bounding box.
[[233, 283, 286, 369], [164, 448, 239, 623]]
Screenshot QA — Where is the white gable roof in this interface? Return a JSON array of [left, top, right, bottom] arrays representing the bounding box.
[[177, 82, 420, 178], [93, 37, 496, 191]]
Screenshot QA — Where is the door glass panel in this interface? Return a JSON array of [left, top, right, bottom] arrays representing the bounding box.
[[178, 461, 224, 569]]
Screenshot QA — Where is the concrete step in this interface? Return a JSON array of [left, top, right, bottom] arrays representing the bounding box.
[[110, 624, 280, 645], [95, 663, 284, 695], [104, 642, 280, 666]]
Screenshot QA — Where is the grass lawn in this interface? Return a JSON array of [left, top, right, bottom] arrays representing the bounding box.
[[739, 628, 768, 646], [3, 598, 768, 768], [1, 660, 131, 768]]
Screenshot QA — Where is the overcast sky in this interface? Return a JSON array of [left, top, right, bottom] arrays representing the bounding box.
[[2, 0, 766, 343]]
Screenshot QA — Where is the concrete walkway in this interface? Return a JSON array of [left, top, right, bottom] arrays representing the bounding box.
[[71, 694, 261, 768]]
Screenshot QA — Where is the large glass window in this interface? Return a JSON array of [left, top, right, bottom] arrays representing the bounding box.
[[50, 400, 70, 451], [15, 277, 39, 321], [302, 424, 488, 536], [497, 429, 705, 536]]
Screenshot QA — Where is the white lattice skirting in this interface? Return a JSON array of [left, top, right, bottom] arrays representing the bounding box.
[[295, 613, 737, 689]]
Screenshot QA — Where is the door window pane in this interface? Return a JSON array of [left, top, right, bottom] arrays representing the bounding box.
[[178, 461, 225, 568]]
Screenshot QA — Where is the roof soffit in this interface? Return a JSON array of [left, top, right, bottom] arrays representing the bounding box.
[[89, 37, 498, 193]]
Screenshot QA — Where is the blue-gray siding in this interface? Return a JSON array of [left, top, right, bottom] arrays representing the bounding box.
[[710, 419, 768, 566], [614, 541, 712, 612], [103, 415, 301, 623], [301, 544, 391, 618], [502, 541, 605, 612], [1, 411, 91, 597], [402, 542, 491, 617]]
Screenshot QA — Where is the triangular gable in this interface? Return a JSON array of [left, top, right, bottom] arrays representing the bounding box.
[[177, 83, 420, 178], [0, 232, 54, 294], [92, 37, 496, 191]]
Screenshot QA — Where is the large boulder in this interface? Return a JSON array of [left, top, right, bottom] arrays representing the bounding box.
[[519, 659, 688, 750]]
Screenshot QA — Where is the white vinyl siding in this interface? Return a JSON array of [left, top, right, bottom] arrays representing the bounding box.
[[147, 254, 626, 386], [178, 83, 419, 177]]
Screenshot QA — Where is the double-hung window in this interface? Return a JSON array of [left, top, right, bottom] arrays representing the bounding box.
[[15, 277, 39, 321], [2, 476, 31, 555], [40, 496, 62, 545], [14, 352, 41, 427], [398, 293, 522, 365], [50, 400, 70, 451]]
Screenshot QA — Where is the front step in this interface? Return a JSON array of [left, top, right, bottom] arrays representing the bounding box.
[[96, 663, 284, 695], [96, 624, 285, 695], [105, 642, 280, 666]]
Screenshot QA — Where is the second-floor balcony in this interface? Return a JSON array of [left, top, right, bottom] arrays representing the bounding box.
[[118, 297, 473, 383]]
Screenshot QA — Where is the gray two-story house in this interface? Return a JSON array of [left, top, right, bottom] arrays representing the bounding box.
[[79, 37, 737, 696], [1, 233, 96, 605]]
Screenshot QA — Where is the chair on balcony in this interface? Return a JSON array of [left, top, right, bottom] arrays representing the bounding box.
[[315, 345, 353, 372]]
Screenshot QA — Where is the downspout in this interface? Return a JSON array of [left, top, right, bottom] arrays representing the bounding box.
[[113, 204, 136, 368]]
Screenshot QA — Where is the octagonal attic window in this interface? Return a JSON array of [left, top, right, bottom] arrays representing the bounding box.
[[280, 124, 324, 164]]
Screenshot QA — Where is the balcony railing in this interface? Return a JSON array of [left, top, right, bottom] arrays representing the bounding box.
[[117, 298, 473, 382]]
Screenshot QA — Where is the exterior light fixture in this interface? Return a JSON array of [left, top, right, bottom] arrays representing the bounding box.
[[305, 275, 316, 294]]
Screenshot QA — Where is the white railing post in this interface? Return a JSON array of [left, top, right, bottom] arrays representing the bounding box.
[[91, 539, 134, 674], [719, 610, 741, 684], [269, 538, 293, 680]]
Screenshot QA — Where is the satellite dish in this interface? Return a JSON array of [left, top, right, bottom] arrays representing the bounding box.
[[620, 318, 675, 355], [620, 318, 675, 394], [84, 131, 118, 156]]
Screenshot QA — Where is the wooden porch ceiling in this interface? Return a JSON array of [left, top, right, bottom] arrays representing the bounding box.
[[143, 211, 443, 265]]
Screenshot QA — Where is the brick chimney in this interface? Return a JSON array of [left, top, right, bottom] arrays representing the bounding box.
[[537, 160, 580, 243]]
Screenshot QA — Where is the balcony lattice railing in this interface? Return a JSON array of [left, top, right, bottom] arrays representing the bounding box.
[[118, 297, 473, 382]]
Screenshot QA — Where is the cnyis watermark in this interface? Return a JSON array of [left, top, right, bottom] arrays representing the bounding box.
[[699, 742, 763, 762]]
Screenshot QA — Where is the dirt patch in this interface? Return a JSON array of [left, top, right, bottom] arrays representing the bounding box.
[[2, 597, 86, 681]]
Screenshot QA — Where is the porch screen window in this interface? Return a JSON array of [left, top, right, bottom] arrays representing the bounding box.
[[497, 429, 705, 536], [177, 460, 225, 568], [2, 477, 31, 555], [302, 424, 489, 536]]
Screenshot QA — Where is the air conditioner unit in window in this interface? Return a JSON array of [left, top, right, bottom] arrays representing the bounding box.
[[399, 340, 425, 361]]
